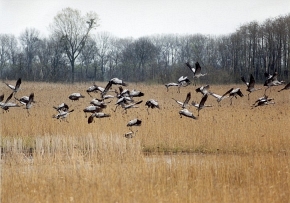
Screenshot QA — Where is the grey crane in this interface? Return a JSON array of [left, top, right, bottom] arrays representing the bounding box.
[[185, 62, 207, 85], [0, 92, 20, 112], [90, 98, 108, 108], [179, 109, 198, 119], [252, 95, 275, 108], [121, 100, 143, 113], [178, 76, 191, 87], [116, 86, 130, 98], [53, 103, 69, 112], [124, 130, 139, 138], [15, 95, 36, 105], [264, 70, 285, 94], [4, 78, 21, 96], [165, 76, 191, 93], [252, 95, 274, 105], [127, 118, 142, 131], [241, 74, 261, 100], [102, 78, 128, 98], [195, 85, 210, 95], [172, 92, 191, 109], [25, 93, 34, 115], [83, 105, 103, 117], [86, 84, 98, 97], [145, 99, 160, 114], [69, 93, 85, 101], [129, 89, 144, 97], [219, 88, 244, 105], [87, 84, 106, 97], [191, 100, 212, 108], [124, 131, 135, 139], [88, 112, 111, 124], [196, 94, 209, 116], [113, 96, 134, 112], [53, 109, 75, 122], [208, 92, 229, 106], [191, 94, 212, 113], [278, 82, 290, 92], [165, 82, 180, 92]]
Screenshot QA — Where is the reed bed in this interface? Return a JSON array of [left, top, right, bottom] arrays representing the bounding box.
[[1, 81, 290, 202]]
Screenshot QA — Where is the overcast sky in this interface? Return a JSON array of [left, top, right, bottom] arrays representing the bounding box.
[[0, 0, 289, 39]]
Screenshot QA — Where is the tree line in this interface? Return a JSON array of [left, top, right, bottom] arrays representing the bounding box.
[[0, 8, 290, 84]]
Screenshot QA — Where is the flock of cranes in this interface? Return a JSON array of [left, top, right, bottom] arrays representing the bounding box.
[[1, 78, 35, 115], [167, 62, 289, 109], [2, 61, 290, 138]]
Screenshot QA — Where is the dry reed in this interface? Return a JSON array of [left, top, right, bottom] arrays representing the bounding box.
[[1, 81, 290, 202]]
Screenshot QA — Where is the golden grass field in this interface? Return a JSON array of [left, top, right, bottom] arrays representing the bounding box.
[[1, 81, 290, 202]]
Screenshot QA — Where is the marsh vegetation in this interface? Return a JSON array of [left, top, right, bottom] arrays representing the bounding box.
[[1, 82, 290, 202]]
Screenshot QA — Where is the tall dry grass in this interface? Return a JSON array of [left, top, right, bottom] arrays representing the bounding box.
[[1, 81, 290, 202]]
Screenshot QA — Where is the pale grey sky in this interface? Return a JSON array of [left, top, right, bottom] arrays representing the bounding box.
[[0, 0, 289, 38]]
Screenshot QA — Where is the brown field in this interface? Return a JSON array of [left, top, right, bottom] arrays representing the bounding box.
[[1, 81, 290, 202]]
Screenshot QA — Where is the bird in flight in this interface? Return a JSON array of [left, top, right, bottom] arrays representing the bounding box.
[[185, 62, 207, 86], [241, 74, 261, 100], [102, 78, 127, 98], [179, 109, 198, 119], [4, 78, 22, 96], [278, 82, 290, 92], [172, 92, 191, 109], [218, 88, 244, 105]]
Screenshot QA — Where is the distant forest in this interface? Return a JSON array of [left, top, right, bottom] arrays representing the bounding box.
[[0, 8, 290, 84]]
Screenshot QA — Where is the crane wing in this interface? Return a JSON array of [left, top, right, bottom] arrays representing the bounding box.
[[185, 62, 195, 73]]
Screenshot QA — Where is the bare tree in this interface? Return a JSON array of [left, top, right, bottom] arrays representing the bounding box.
[[132, 37, 157, 81], [107, 36, 124, 79], [95, 32, 112, 81], [37, 37, 68, 81], [49, 8, 99, 83], [0, 34, 12, 77], [19, 28, 40, 80], [79, 36, 97, 81]]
